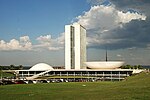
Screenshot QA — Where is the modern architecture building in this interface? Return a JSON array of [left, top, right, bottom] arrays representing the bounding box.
[[65, 23, 86, 70], [16, 63, 133, 82], [2, 23, 144, 83]]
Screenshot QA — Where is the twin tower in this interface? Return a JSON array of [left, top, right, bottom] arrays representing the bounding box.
[[65, 23, 86, 70]]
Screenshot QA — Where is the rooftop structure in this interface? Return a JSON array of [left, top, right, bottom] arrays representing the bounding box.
[[29, 63, 54, 71], [85, 61, 124, 69]]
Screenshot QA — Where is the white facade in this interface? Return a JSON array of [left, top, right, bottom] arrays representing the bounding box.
[[65, 23, 86, 70], [84, 61, 124, 69], [29, 63, 54, 71]]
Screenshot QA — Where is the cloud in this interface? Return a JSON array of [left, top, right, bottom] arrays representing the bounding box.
[[35, 33, 64, 51], [1, 1, 149, 51], [0, 36, 32, 51], [0, 33, 64, 51], [77, 5, 146, 29], [76, 4, 147, 50], [117, 54, 121, 57], [36, 35, 52, 47], [117, 11, 146, 23], [87, 0, 110, 6], [110, 0, 150, 9], [108, 18, 150, 49], [20, 36, 32, 50], [90, 0, 150, 19], [77, 5, 118, 30], [56, 32, 65, 45]]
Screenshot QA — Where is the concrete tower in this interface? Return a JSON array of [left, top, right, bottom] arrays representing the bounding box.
[[65, 23, 86, 70]]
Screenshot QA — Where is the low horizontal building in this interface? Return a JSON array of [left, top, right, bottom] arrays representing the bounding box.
[[14, 63, 133, 82]]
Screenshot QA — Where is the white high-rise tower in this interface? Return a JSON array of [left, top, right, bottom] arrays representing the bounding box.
[[65, 23, 86, 70]]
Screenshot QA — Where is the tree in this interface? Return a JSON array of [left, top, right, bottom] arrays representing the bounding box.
[[10, 65, 15, 70], [137, 65, 143, 69], [18, 65, 23, 70]]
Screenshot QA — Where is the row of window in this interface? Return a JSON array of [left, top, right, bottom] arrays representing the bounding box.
[[19, 71, 132, 75]]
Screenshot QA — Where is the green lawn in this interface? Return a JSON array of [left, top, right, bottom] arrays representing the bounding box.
[[0, 72, 150, 100]]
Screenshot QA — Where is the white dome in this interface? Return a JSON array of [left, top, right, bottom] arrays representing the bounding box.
[[84, 61, 124, 69], [29, 63, 54, 71]]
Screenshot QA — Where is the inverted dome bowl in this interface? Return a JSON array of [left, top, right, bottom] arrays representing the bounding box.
[[84, 61, 124, 69]]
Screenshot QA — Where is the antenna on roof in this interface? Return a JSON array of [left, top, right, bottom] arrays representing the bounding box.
[[106, 46, 108, 62]]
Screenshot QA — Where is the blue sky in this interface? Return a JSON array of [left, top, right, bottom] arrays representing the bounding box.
[[0, 0, 90, 40], [0, 0, 150, 66]]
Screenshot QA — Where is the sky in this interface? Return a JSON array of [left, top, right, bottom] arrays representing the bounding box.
[[0, 0, 150, 66]]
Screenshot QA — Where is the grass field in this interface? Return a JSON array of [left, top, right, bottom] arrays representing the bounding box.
[[0, 72, 150, 100]]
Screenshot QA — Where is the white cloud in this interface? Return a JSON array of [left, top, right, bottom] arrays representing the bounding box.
[[56, 32, 65, 45], [20, 36, 30, 42], [0, 33, 64, 51], [117, 54, 121, 57], [35, 33, 64, 51], [8, 39, 21, 50], [77, 5, 146, 30], [76, 5, 146, 47], [0, 36, 32, 51], [48, 47, 63, 51], [20, 36, 32, 50], [127, 47, 137, 50], [37, 35, 51, 44], [77, 5, 118, 30], [117, 11, 146, 24]]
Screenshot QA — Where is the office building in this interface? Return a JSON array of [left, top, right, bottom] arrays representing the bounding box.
[[65, 23, 86, 70]]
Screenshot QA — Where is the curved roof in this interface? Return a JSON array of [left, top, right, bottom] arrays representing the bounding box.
[[29, 63, 54, 71], [84, 61, 124, 69]]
